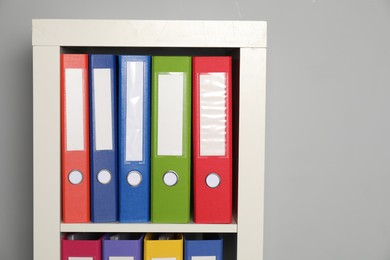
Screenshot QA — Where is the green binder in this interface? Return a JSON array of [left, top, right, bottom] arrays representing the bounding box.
[[151, 56, 192, 223]]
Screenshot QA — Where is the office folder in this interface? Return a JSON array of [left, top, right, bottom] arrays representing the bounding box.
[[118, 55, 151, 222], [184, 234, 223, 260], [89, 54, 118, 222], [103, 233, 144, 260], [144, 233, 183, 260], [151, 56, 192, 223], [61, 54, 90, 223], [61, 233, 103, 260], [192, 56, 232, 223]]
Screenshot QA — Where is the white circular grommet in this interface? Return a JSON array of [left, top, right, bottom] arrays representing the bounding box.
[[127, 171, 142, 187], [68, 170, 83, 185], [97, 169, 111, 184], [206, 173, 221, 188], [163, 171, 179, 187]]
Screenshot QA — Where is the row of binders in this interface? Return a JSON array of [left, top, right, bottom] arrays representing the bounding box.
[[61, 54, 232, 224], [62, 233, 223, 260]]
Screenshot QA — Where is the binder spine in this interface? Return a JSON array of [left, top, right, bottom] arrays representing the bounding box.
[[89, 54, 118, 222], [61, 54, 90, 223], [118, 55, 151, 222], [193, 56, 233, 224], [151, 56, 192, 223]]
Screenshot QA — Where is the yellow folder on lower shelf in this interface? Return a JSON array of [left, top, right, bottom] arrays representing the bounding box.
[[144, 233, 183, 260]]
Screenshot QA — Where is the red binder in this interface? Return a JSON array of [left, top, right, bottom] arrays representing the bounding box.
[[61, 54, 90, 223], [193, 56, 232, 223], [61, 233, 102, 260]]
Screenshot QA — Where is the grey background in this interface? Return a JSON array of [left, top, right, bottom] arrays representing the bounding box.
[[1, 0, 390, 259]]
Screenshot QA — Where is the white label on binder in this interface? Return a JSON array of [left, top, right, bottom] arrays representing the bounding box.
[[199, 73, 227, 156], [152, 258, 176, 260], [69, 257, 93, 260], [65, 68, 85, 151], [93, 68, 113, 150], [157, 73, 184, 156], [109, 257, 134, 260], [192, 257, 216, 260], [126, 61, 144, 161]]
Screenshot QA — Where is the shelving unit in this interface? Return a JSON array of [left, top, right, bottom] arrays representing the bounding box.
[[33, 19, 266, 260]]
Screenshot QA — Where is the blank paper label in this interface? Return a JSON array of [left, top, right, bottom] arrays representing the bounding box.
[[192, 257, 216, 260], [69, 257, 93, 260], [109, 257, 134, 260], [152, 258, 176, 260], [157, 73, 184, 156], [126, 61, 144, 161], [65, 68, 85, 151], [199, 73, 227, 156], [93, 68, 113, 150]]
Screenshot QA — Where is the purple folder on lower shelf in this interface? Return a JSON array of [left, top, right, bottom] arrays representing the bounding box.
[[103, 233, 144, 260]]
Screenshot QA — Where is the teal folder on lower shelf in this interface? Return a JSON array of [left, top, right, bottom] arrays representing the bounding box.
[[184, 234, 223, 260]]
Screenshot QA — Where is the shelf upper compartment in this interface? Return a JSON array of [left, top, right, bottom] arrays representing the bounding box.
[[32, 19, 267, 48]]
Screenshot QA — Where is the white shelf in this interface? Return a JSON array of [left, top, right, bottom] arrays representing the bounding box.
[[33, 19, 266, 260], [61, 222, 237, 233], [32, 19, 267, 48]]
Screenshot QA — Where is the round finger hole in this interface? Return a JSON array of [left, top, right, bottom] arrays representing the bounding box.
[[163, 171, 178, 187], [97, 170, 111, 184], [127, 171, 142, 187], [68, 170, 83, 185], [206, 173, 221, 188]]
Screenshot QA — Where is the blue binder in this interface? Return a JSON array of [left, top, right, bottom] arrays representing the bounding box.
[[89, 54, 118, 222], [118, 55, 151, 222], [184, 234, 223, 260]]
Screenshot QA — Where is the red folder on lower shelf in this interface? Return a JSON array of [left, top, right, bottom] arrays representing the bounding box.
[[193, 56, 233, 223], [61, 233, 103, 260], [61, 54, 90, 223]]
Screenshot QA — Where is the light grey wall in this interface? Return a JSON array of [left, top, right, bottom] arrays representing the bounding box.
[[1, 0, 390, 259]]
